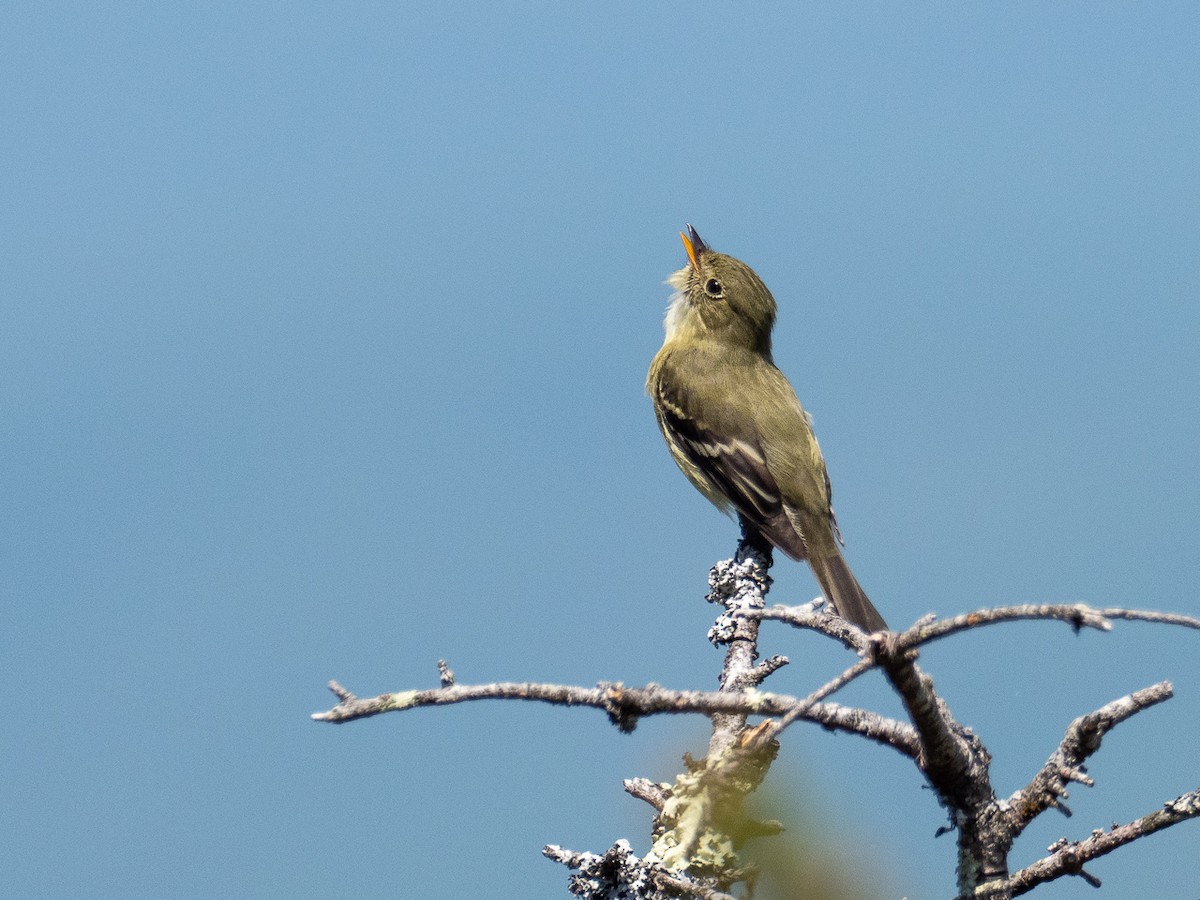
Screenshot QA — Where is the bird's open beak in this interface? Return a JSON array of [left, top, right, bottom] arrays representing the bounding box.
[[680, 223, 708, 272]]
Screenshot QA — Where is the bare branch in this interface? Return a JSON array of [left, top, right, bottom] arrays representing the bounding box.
[[1092, 608, 1200, 629], [900, 604, 1200, 651], [873, 635, 1009, 897], [311, 676, 919, 754], [326, 680, 356, 703], [313, 679, 772, 727], [756, 603, 1200, 654], [1007, 682, 1175, 835], [625, 777, 669, 812], [747, 654, 789, 686], [899, 604, 1114, 647], [1008, 788, 1200, 896], [749, 603, 870, 652], [877, 638, 979, 796]]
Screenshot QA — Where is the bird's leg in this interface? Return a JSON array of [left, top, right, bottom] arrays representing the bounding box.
[[735, 516, 774, 567]]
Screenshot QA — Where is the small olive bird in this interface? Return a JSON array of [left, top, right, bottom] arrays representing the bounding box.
[[647, 225, 887, 632]]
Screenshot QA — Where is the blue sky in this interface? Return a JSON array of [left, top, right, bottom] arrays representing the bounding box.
[[3, 4, 1198, 898]]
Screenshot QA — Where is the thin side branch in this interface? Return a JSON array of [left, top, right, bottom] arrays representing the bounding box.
[[746, 654, 877, 750], [625, 777, 669, 812], [1008, 787, 1200, 896], [313, 679, 783, 728], [1006, 682, 1175, 834], [749, 604, 869, 652], [1092, 608, 1200, 629]]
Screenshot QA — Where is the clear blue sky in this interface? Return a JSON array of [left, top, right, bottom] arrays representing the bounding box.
[[3, 4, 1198, 898]]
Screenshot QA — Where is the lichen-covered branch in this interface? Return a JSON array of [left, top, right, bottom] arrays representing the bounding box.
[[704, 539, 774, 757], [543, 538, 788, 898], [543, 843, 741, 900], [646, 538, 781, 887]]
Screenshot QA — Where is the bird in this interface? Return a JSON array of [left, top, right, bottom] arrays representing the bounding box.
[[647, 225, 887, 632]]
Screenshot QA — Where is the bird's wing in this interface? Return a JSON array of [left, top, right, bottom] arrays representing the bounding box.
[[652, 350, 812, 559]]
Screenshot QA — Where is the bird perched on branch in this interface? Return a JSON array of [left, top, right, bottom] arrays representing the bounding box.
[[647, 225, 887, 632]]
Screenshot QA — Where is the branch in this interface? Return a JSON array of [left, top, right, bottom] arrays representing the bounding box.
[[1008, 788, 1200, 896], [311, 676, 920, 754], [1007, 682, 1174, 832], [757, 602, 1200, 652], [625, 777, 670, 812], [749, 603, 870, 652], [704, 540, 774, 758], [898, 604, 1200, 651], [875, 636, 982, 800], [868, 634, 1012, 897], [899, 604, 1115, 646], [645, 541, 780, 878], [1093, 607, 1200, 629], [313, 678, 776, 729]]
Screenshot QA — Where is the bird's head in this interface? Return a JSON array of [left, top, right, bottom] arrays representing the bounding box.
[[664, 225, 777, 355]]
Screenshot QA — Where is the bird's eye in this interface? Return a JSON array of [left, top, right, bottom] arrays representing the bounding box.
[[704, 278, 724, 297]]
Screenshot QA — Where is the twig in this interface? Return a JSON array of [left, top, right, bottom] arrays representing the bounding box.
[[745, 654, 877, 750], [625, 777, 669, 812], [1092, 608, 1200, 629]]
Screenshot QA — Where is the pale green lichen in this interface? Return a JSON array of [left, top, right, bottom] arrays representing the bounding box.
[[380, 690, 419, 711], [647, 732, 781, 878], [649, 753, 741, 874]]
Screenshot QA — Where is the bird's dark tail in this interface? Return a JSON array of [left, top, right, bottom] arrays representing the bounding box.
[[808, 549, 888, 632]]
